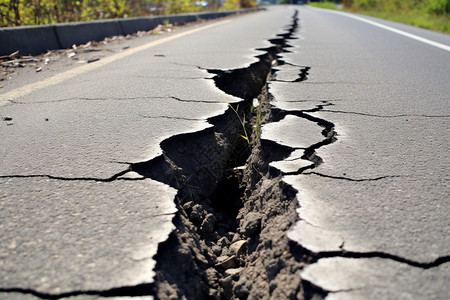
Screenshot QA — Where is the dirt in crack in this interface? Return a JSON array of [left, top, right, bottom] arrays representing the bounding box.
[[130, 10, 315, 300], [207, 10, 299, 101]]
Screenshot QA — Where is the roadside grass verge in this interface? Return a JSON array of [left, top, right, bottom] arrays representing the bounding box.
[[308, 1, 339, 10], [308, 2, 450, 34]]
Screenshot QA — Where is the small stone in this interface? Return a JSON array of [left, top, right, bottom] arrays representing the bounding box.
[[182, 201, 194, 213], [229, 240, 247, 256], [217, 236, 230, 248], [2, 116, 13, 121], [221, 247, 231, 257], [201, 213, 216, 233], [231, 233, 242, 243], [225, 267, 244, 276], [212, 245, 221, 256], [215, 255, 236, 269], [189, 204, 204, 224], [206, 267, 219, 282], [240, 212, 261, 236], [36, 67, 42, 72], [195, 252, 209, 268], [209, 289, 220, 299]]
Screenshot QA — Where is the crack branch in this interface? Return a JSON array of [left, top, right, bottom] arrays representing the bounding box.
[[7, 96, 223, 105], [0, 169, 141, 182], [169, 61, 207, 70], [267, 103, 337, 176], [316, 250, 450, 270], [272, 66, 311, 83], [0, 283, 154, 299], [322, 109, 450, 118], [139, 114, 204, 121], [170, 96, 222, 104], [303, 171, 402, 182]]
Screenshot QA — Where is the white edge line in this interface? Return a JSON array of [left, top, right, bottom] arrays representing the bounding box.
[[309, 7, 450, 52], [0, 20, 231, 106]]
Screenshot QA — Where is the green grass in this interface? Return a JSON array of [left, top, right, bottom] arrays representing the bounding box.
[[221, 95, 265, 147], [221, 95, 250, 145], [307, 2, 450, 34], [355, 10, 448, 34], [308, 1, 340, 10]]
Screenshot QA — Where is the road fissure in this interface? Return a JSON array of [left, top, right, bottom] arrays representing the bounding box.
[[124, 10, 317, 299]]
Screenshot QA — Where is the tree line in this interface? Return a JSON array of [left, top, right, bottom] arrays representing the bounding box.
[[0, 0, 256, 27]]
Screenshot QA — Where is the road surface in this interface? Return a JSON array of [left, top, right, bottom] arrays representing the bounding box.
[[269, 6, 450, 300], [1, 5, 449, 300]]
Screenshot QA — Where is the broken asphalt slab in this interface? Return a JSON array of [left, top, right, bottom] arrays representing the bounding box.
[[0, 177, 176, 295], [301, 257, 450, 299]]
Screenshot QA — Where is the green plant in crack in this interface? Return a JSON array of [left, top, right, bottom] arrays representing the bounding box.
[[221, 95, 264, 147], [221, 95, 250, 145]]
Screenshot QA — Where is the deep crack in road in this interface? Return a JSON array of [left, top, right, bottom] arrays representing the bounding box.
[[1, 5, 449, 300]]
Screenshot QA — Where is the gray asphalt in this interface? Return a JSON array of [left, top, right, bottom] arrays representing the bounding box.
[[0, 7, 297, 299], [1, 5, 449, 299], [265, 6, 450, 299]]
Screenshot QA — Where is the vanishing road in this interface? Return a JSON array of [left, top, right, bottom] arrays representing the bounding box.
[[1, 5, 449, 300]]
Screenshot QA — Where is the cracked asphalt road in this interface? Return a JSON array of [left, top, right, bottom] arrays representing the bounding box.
[[264, 6, 450, 299], [1, 4, 449, 300], [0, 6, 298, 299]]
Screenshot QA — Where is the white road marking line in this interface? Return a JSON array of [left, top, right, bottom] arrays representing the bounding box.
[[0, 20, 231, 106], [311, 8, 450, 52]]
